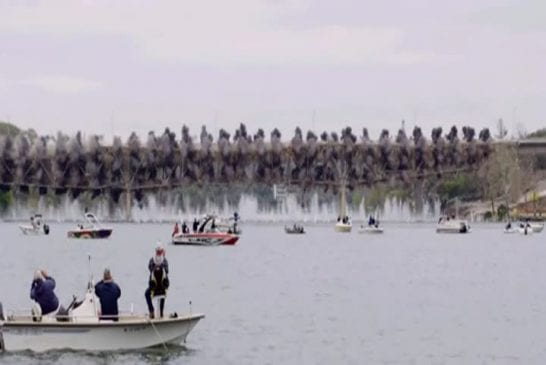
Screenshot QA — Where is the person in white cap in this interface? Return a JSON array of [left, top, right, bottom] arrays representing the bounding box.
[[145, 242, 169, 318]]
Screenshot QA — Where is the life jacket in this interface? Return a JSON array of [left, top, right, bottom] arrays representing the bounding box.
[[149, 266, 169, 297]]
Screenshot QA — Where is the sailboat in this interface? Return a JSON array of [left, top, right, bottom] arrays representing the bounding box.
[[334, 183, 352, 232]]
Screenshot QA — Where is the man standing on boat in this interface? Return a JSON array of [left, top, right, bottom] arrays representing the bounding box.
[[30, 269, 59, 317], [95, 268, 121, 321], [145, 242, 170, 318]]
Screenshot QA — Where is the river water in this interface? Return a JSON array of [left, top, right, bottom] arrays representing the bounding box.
[[0, 222, 545, 364]]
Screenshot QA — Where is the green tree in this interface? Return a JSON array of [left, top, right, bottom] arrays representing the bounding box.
[[0, 121, 21, 136]]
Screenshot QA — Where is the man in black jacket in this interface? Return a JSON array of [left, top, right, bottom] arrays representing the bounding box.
[[94, 268, 121, 321]]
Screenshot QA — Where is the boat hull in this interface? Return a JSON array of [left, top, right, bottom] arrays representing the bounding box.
[[359, 227, 384, 234], [172, 232, 239, 246], [0, 314, 204, 352], [436, 220, 470, 233], [67, 228, 113, 239], [335, 223, 352, 233], [531, 223, 544, 233], [285, 230, 305, 234], [436, 227, 470, 233], [19, 225, 42, 235]]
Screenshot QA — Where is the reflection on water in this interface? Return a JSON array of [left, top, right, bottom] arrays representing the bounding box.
[[0, 222, 545, 364]]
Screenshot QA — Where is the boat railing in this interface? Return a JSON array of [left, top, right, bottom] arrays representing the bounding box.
[[4, 308, 201, 323], [4, 311, 179, 323]]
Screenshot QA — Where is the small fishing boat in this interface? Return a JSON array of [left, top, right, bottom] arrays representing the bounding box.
[[436, 216, 471, 233], [19, 214, 50, 235], [504, 227, 533, 235], [504, 221, 533, 235], [67, 213, 113, 239], [0, 280, 204, 352], [172, 215, 239, 246], [335, 184, 352, 233], [359, 215, 383, 234], [285, 224, 305, 234]]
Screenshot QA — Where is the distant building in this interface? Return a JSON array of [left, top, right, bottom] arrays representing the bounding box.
[[510, 188, 546, 220]]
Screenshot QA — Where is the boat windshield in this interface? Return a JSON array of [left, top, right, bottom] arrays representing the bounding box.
[[84, 213, 101, 227]]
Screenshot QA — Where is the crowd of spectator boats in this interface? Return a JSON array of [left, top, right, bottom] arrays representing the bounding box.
[[2, 207, 543, 353]]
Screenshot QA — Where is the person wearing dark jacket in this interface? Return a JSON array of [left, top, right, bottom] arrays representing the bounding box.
[[145, 242, 169, 318], [30, 270, 59, 315], [95, 268, 121, 321]]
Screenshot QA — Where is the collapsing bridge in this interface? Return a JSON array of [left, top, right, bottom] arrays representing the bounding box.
[[0, 124, 494, 205]]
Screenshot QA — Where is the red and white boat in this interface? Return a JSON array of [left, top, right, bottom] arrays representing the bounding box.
[[67, 213, 113, 239], [171, 215, 239, 246]]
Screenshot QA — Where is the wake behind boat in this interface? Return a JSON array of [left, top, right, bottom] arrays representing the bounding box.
[[172, 215, 239, 246], [67, 213, 113, 239], [0, 280, 204, 352], [19, 214, 50, 235]]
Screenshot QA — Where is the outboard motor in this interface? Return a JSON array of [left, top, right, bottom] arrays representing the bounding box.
[[43, 224, 50, 235]]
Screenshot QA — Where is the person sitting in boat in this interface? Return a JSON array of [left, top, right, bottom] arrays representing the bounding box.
[[30, 269, 59, 317], [95, 268, 121, 321], [182, 221, 189, 233], [337, 216, 341, 222], [368, 216, 375, 226], [192, 218, 199, 232], [145, 242, 170, 319], [505, 221, 512, 230]]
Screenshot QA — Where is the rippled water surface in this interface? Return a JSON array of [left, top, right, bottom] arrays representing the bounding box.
[[1, 222, 546, 364]]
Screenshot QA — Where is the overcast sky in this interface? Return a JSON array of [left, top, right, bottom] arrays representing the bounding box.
[[0, 0, 545, 141]]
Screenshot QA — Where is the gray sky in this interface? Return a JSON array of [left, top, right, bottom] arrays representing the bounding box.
[[0, 0, 545, 141]]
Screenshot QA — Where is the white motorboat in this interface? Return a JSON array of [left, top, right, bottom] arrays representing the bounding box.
[[504, 227, 533, 235], [504, 227, 519, 234], [359, 225, 384, 234], [335, 184, 352, 233], [19, 214, 50, 235], [172, 215, 239, 246], [0, 281, 204, 352], [436, 217, 470, 233], [67, 213, 113, 239], [530, 222, 544, 233]]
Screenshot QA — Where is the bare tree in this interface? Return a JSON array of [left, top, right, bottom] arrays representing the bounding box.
[[495, 118, 508, 140]]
